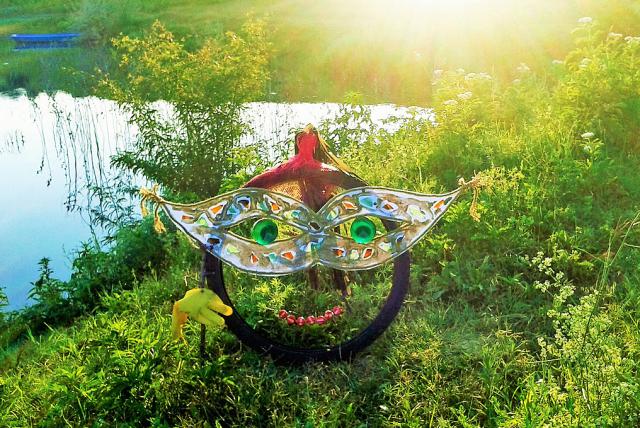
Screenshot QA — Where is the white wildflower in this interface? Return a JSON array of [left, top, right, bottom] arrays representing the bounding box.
[[625, 36, 640, 44], [433, 69, 443, 77], [443, 99, 458, 106], [477, 72, 492, 80], [457, 91, 473, 100], [456, 68, 465, 74], [464, 72, 477, 81], [608, 32, 623, 38], [552, 59, 564, 65], [581, 132, 595, 139], [512, 79, 521, 84], [579, 58, 591, 69], [517, 62, 530, 73], [578, 17, 593, 24]]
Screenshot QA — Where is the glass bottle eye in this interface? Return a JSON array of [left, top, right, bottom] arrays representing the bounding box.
[[251, 219, 279, 245], [350, 216, 376, 244]]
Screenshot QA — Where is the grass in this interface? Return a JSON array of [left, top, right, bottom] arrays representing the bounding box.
[[0, 264, 540, 426]]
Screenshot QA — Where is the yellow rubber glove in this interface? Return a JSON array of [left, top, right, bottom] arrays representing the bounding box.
[[171, 288, 233, 341]]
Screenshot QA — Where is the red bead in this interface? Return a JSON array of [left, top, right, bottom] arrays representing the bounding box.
[[316, 316, 326, 325], [332, 306, 343, 316], [286, 315, 296, 325], [324, 310, 334, 320], [306, 315, 316, 325], [278, 309, 288, 319], [296, 316, 305, 326]]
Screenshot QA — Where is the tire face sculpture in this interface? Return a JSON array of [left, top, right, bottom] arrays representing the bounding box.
[[211, 171, 411, 363], [144, 124, 477, 363]]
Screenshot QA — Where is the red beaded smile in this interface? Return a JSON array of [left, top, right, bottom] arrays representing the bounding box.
[[277, 306, 344, 326]]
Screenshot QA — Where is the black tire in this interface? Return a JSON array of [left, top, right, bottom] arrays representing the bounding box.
[[206, 173, 411, 364]]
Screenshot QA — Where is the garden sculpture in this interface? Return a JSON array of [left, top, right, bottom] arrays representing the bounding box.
[[141, 124, 483, 363]]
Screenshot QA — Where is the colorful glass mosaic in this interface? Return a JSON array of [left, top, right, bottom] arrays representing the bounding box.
[[148, 185, 463, 275]]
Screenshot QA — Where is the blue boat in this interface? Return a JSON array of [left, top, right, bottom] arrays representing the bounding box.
[[10, 33, 81, 50]]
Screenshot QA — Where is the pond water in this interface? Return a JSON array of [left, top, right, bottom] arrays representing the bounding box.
[[0, 92, 431, 310]]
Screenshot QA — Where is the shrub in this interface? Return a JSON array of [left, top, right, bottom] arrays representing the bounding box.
[[0, 217, 181, 349], [65, 217, 180, 315], [74, 0, 132, 45], [24, 258, 69, 327], [72, 0, 167, 45], [99, 20, 271, 198], [0, 286, 7, 327]]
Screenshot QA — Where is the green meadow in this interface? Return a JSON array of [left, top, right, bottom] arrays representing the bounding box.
[[1, 1, 640, 426]]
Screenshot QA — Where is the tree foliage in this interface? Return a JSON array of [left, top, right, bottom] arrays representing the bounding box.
[[99, 20, 271, 197]]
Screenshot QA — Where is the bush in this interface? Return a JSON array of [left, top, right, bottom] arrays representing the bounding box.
[[73, 0, 161, 45], [65, 217, 180, 315], [25, 258, 69, 326], [0, 217, 181, 348], [0, 286, 7, 325], [99, 20, 272, 198]]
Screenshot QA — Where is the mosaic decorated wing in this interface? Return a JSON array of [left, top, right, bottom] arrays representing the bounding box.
[[159, 188, 317, 275], [155, 185, 463, 275], [313, 186, 462, 270]]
